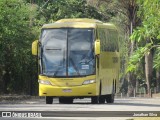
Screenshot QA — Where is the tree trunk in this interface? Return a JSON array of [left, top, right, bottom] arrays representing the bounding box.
[[127, 73, 136, 96], [156, 71, 160, 92], [0, 65, 3, 94], [145, 49, 153, 96], [127, 0, 139, 96], [127, 21, 136, 97]]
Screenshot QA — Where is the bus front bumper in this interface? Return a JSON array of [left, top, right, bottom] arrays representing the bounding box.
[[39, 83, 97, 97]]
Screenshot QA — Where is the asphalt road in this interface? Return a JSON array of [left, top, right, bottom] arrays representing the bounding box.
[[0, 98, 160, 120]]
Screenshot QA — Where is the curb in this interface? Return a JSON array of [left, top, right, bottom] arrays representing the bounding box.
[[0, 95, 44, 101]]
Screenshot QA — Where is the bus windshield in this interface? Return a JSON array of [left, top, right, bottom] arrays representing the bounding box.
[[40, 28, 95, 77]]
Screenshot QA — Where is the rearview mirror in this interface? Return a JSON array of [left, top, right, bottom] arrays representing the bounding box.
[[95, 40, 100, 55], [32, 40, 38, 55]]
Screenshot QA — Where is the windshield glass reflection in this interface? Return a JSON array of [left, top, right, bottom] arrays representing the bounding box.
[[40, 28, 95, 77]]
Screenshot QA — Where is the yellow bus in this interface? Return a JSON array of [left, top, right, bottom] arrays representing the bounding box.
[[32, 18, 120, 104]]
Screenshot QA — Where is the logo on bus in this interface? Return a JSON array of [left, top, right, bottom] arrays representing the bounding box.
[[66, 82, 69, 86]]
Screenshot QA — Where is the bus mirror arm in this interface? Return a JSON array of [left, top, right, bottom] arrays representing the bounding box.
[[94, 40, 100, 55], [32, 40, 38, 55]]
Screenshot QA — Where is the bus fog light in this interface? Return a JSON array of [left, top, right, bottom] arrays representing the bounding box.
[[83, 80, 95, 85], [38, 80, 52, 85]]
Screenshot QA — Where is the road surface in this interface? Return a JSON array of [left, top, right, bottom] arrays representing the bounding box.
[[0, 98, 160, 120]]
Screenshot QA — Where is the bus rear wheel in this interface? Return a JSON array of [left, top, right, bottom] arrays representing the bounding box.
[[106, 94, 114, 103], [106, 82, 115, 103], [46, 96, 53, 104], [59, 97, 73, 104], [91, 96, 99, 104], [99, 96, 105, 104]]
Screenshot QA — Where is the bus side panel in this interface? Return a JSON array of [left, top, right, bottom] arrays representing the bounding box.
[[97, 27, 119, 96], [100, 52, 118, 95]]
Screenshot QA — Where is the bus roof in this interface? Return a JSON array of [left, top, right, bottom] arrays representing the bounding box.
[[55, 18, 103, 23], [42, 18, 116, 29]]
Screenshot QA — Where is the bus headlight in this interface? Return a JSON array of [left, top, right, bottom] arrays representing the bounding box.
[[83, 80, 95, 85], [38, 80, 52, 85]]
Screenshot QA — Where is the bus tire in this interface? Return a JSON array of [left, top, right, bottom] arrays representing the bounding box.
[[91, 96, 99, 104], [46, 96, 53, 104], [98, 82, 105, 103], [99, 96, 105, 104], [106, 85, 115, 103], [59, 98, 64, 104], [106, 94, 114, 103]]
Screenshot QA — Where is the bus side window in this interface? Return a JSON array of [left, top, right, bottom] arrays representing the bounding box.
[[98, 28, 106, 52], [107, 30, 118, 52]]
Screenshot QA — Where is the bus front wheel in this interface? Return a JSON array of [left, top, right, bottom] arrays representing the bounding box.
[[46, 96, 53, 104]]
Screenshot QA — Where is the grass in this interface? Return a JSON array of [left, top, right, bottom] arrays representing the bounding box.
[[128, 118, 160, 120]]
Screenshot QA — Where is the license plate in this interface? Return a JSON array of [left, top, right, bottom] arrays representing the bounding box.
[[62, 89, 72, 93]]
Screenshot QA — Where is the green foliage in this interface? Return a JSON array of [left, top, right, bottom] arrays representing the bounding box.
[[131, 0, 160, 41], [36, 0, 106, 23], [154, 47, 160, 70], [127, 0, 160, 93], [127, 43, 152, 72], [0, 0, 38, 94], [130, 0, 160, 71], [2, 0, 159, 95], [137, 0, 160, 40], [0, 0, 107, 95]]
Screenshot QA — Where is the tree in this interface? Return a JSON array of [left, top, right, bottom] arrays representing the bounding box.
[[36, 0, 107, 23], [0, 0, 108, 95], [129, 0, 160, 95], [0, 0, 38, 94]]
